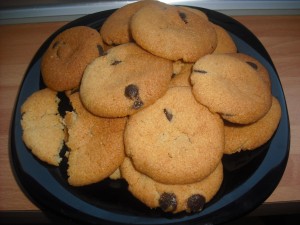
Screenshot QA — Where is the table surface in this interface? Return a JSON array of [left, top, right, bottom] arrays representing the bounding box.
[[0, 15, 299, 217]]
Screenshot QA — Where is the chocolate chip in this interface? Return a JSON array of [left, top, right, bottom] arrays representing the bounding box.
[[125, 84, 139, 100], [97, 45, 104, 56], [163, 108, 173, 122], [246, 61, 258, 70], [171, 73, 177, 79], [133, 99, 144, 109], [111, 60, 122, 66], [187, 194, 206, 213], [193, 69, 207, 74], [179, 11, 188, 24], [159, 192, 177, 212]]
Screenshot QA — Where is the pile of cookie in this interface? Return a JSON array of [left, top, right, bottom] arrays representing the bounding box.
[[20, 0, 281, 214]]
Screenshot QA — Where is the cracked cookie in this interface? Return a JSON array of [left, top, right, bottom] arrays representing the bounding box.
[[64, 92, 127, 186], [20, 88, 65, 166], [124, 87, 224, 184]]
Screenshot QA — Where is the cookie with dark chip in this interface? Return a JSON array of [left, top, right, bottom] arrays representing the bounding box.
[[224, 96, 281, 154], [121, 157, 223, 213], [64, 92, 127, 186], [190, 54, 272, 124], [80, 43, 173, 117], [124, 87, 224, 184], [130, 2, 217, 62], [21, 88, 65, 166], [41, 26, 104, 91]]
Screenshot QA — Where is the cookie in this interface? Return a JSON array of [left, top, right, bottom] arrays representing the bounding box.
[[20, 88, 65, 166], [64, 92, 127, 186], [121, 157, 223, 213], [212, 24, 237, 54], [124, 87, 224, 184], [178, 6, 209, 21], [130, 2, 217, 62], [100, 0, 155, 45], [80, 43, 173, 117], [170, 61, 193, 87], [190, 54, 272, 124], [228, 52, 271, 87], [224, 96, 281, 154], [41, 26, 104, 91]]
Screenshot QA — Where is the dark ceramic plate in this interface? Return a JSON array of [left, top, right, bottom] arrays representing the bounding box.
[[10, 6, 290, 225]]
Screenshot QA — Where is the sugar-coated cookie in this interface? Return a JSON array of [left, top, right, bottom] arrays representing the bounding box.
[[100, 0, 155, 45], [121, 157, 223, 213], [130, 2, 217, 62], [190, 54, 272, 124], [125, 87, 224, 184], [41, 26, 104, 91], [80, 43, 173, 117], [224, 96, 281, 154], [21, 88, 65, 166], [64, 92, 127, 186]]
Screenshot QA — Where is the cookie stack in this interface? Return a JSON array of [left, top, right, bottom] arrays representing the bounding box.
[[20, 0, 281, 214]]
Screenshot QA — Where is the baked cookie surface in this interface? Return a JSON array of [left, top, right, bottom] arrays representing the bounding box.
[[41, 26, 104, 91], [80, 43, 173, 117], [130, 2, 217, 62], [21, 88, 65, 166], [64, 92, 127, 186], [190, 54, 272, 124], [121, 157, 223, 213], [212, 24, 237, 54], [100, 0, 155, 45], [124, 87, 224, 184], [224, 96, 281, 154], [169, 61, 193, 87]]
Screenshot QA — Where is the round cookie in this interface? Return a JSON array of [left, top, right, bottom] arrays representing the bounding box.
[[170, 61, 193, 87], [227, 52, 271, 87], [121, 157, 223, 213], [41, 26, 104, 91], [224, 96, 281, 154], [100, 0, 155, 45], [190, 54, 272, 124], [124, 87, 224, 184], [212, 24, 237, 54], [130, 2, 217, 62], [64, 92, 127, 186], [21, 88, 65, 166], [80, 43, 173, 117]]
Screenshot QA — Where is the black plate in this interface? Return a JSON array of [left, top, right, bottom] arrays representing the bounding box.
[[10, 6, 290, 225]]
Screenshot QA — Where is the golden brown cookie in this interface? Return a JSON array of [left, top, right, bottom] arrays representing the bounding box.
[[41, 26, 104, 91], [80, 43, 173, 117], [227, 52, 271, 87], [178, 6, 209, 21], [100, 0, 155, 45], [190, 54, 272, 124], [121, 157, 223, 213], [124, 87, 224, 184], [64, 92, 127, 186], [224, 96, 281, 154], [21, 88, 65, 166], [130, 2, 217, 62], [169, 61, 193, 87], [212, 24, 237, 54]]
